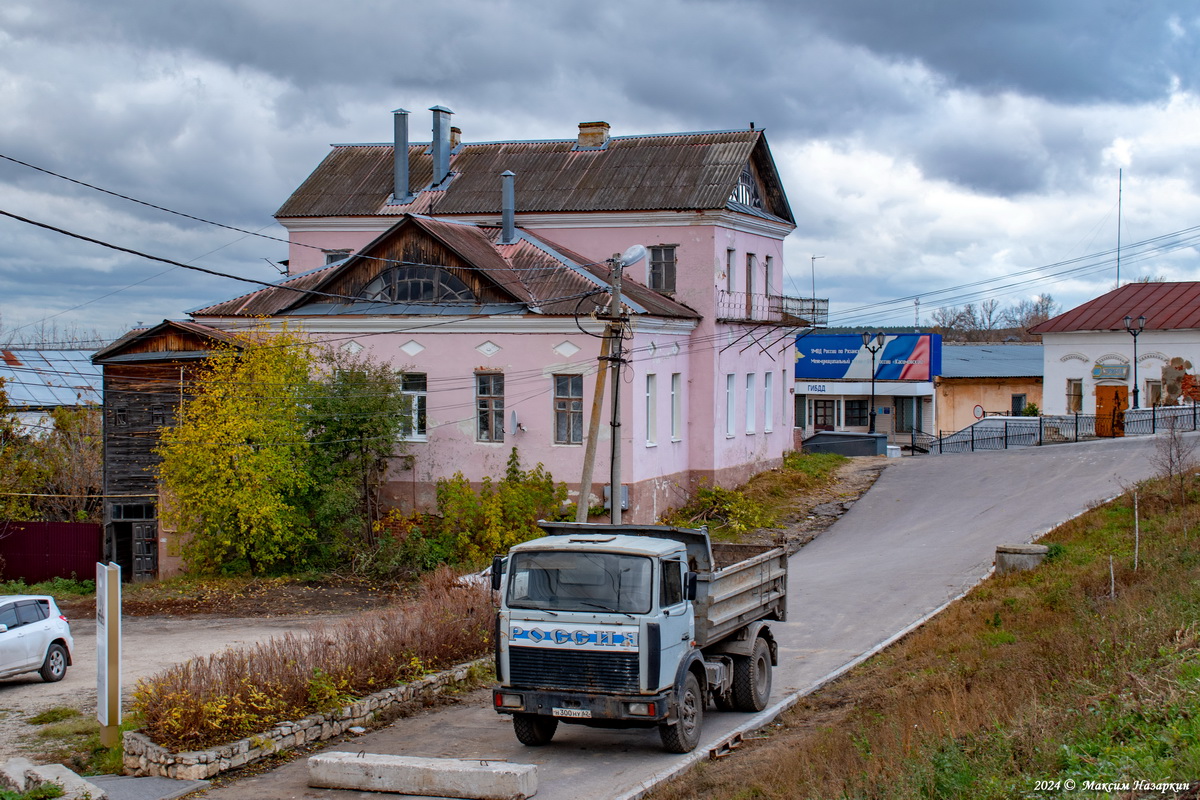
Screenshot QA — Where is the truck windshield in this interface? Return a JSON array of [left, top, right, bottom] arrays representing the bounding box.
[[506, 551, 653, 614]]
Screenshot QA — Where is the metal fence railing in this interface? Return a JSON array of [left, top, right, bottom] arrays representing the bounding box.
[[925, 404, 1200, 455]]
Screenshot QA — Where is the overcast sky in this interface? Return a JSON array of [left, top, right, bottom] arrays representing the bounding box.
[[1, 0, 1197, 344]]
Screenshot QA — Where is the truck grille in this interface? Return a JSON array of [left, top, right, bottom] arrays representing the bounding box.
[[509, 646, 639, 693]]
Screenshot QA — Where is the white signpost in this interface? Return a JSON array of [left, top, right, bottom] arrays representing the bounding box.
[[96, 562, 122, 747]]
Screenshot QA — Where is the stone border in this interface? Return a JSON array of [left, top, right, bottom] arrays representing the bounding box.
[[123, 658, 489, 781]]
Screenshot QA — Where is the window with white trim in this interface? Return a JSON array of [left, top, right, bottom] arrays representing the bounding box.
[[763, 371, 774, 432], [476, 372, 504, 442], [726, 249, 736, 292], [553, 374, 583, 444], [670, 373, 682, 441], [649, 246, 677, 293], [645, 374, 657, 445], [399, 372, 427, 441], [725, 374, 735, 437], [745, 373, 756, 433]]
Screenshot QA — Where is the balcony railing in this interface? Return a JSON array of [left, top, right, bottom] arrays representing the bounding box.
[[716, 291, 829, 327]]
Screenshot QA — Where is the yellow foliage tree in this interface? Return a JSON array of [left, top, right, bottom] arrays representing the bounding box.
[[155, 325, 317, 574]]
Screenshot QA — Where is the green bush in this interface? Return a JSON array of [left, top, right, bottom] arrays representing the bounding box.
[[434, 448, 568, 566], [662, 483, 775, 536]]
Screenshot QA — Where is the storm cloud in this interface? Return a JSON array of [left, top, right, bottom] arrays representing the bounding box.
[[0, 0, 1197, 338]]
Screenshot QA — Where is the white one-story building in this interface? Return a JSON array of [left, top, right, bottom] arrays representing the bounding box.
[[1030, 281, 1200, 418]]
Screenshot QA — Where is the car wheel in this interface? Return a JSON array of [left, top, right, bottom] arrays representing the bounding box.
[[512, 713, 558, 746], [39, 643, 67, 683], [659, 671, 704, 753], [731, 637, 772, 712]]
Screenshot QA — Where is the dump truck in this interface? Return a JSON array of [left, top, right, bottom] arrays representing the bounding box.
[[491, 521, 788, 753]]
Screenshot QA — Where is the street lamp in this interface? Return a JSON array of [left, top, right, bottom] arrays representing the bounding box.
[[862, 332, 886, 434], [1124, 314, 1146, 409]]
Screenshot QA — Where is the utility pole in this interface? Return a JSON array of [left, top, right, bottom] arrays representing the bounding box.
[[608, 253, 626, 524], [575, 334, 610, 522]]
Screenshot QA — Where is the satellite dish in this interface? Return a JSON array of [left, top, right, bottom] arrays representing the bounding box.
[[620, 244, 647, 268], [508, 410, 520, 436]]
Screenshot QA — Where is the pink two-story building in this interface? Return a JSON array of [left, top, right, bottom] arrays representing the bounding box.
[[191, 106, 813, 522]]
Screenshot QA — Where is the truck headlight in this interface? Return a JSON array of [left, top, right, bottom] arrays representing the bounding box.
[[627, 702, 656, 717], [494, 692, 524, 709]]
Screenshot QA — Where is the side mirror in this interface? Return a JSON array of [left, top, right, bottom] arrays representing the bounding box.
[[685, 572, 698, 602], [0, 624, 8, 634], [491, 555, 505, 592]]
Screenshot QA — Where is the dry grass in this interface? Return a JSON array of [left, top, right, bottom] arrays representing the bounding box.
[[648, 476, 1200, 800], [133, 566, 491, 750]]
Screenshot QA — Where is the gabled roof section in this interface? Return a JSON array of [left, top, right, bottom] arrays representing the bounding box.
[[192, 215, 698, 321], [92, 320, 241, 364], [276, 129, 794, 226], [1029, 282, 1200, 334]]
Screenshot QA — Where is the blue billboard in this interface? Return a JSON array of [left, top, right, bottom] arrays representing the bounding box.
[[794, 334, 942, 380]]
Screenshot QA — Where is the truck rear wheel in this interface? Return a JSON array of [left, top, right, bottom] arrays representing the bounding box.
[[731, 637, 772, 712], [659, 671, 704, 753], [513, 713, 558, 746]]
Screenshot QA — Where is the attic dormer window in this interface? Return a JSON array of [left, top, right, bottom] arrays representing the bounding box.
[[358, 266, 476, 303], [730, 164, 764, 209]]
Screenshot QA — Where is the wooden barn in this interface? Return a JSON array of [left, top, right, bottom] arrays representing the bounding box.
[[90, 321, 238, 580]]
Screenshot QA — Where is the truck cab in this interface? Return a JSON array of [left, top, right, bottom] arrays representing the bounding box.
[[492, 523, 787, 753]]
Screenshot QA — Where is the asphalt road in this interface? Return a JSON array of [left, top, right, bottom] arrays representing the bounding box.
[[200, 435, 1170, 800]]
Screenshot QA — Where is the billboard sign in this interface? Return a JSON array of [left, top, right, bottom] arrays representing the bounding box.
[[795, 334, 942, 381]]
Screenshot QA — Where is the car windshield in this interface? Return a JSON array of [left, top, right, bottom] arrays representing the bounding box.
[[506, 551, 653, 614]]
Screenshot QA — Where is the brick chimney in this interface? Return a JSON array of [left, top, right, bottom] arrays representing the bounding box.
[[577, 121, 610, 149], [450, 126, 462, 149]]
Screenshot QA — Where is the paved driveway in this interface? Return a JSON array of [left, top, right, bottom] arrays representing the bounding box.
[[200, 435, 1170, 800]]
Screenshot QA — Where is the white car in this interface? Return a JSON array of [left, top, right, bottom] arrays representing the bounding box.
[[0, 595, 74, 682]]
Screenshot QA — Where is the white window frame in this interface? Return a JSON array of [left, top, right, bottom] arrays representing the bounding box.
[[399, 372, 427, 442], [649, 246, 677, 294], [725, 248, 736, 292], [745, 373, 756, 433], [671, 373, 683, 441], [725, 374, 736, 437], [763, 371, 774, 432], [764, 255, 774, 295], [645, 373, 658, 446], [553, 374, 584, 444]]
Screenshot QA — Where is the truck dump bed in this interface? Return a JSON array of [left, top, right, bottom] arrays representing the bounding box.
[[536, 522, 788, 649], [696, 543, 787, 648]]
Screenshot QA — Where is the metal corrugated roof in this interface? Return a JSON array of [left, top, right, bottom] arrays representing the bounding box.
[[1029, 282, 1200, 334], [190, 215, 698, 322], [939, 344, 1044, 379], [275, 130, 793, 224], [0, 350, 102, 408]]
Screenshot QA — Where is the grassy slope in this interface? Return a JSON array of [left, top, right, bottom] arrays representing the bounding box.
[[649, 479, 1200, 800]]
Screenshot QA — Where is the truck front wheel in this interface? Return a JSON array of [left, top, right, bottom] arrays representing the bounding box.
[[513, 713, 558, 746], [732, 636, 772, 712], [659, 671, 704, 753]]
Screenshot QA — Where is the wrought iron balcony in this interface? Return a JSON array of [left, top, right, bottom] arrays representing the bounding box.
[[716, 290, 828, 327]]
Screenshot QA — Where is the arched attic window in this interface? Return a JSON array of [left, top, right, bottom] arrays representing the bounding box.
[[730, 164, 764, 209], [358, 266, 477, 303]]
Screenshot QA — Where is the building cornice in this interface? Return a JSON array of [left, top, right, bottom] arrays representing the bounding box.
[[194, 314, 695, 337], [278, 209, 795, 240]]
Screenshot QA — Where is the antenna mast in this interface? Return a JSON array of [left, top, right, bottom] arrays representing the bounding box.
[[1116, 168, 1123, 287]]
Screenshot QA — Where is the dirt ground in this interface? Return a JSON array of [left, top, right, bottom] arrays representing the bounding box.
[[741, 456, 888, 553]]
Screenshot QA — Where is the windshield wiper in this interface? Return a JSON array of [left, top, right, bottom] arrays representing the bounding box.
[[577, 601, 634, 619]]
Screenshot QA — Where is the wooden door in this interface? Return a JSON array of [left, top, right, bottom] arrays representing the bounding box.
[[1095, 385, 1128, 437], [131, 522, 158, 582]]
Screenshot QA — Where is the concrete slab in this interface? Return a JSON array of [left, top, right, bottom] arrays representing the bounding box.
[[88, 775, 209, 800], [25, 764, 107, 800], [309, 751, 537, 799]]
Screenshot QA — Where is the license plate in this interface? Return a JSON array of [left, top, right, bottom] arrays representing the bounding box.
[[552, 708, 591, 719]]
